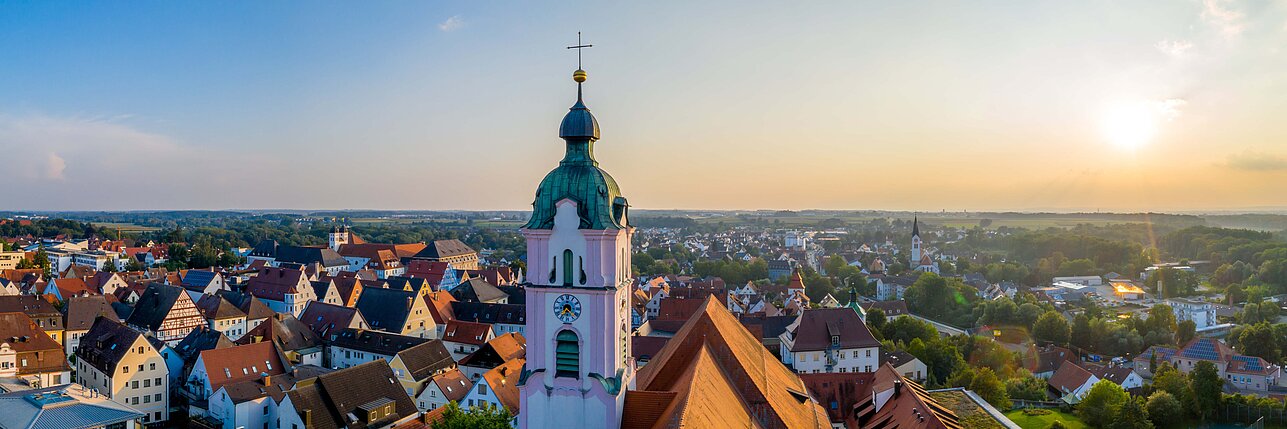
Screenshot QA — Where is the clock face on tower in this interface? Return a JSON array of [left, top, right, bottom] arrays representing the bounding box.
[[553, 294, 582, 323]]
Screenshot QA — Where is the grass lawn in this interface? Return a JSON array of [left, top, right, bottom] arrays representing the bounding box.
[[1004, 409, 1088, 429]]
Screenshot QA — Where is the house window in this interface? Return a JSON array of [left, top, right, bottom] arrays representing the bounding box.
[[555, 330, 580, 378], [831, 336, 839, 346], [478, 384, 488, 395]]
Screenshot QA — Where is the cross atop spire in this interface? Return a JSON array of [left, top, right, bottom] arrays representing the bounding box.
[[567, 31, 593, 70]]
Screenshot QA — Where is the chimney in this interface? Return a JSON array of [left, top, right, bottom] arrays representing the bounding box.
[[303, 409, 312, 426], [893, 380, 903, 395]]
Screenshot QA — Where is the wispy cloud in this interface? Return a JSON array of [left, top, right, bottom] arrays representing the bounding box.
[[1155, 39, 1194, 57], [438, 15, 465, 32], [0, 113, 175, 180], [1155, 98, 1187, 122], [1224, 151, 1287, 171], [1202, 0, 1246, 38]]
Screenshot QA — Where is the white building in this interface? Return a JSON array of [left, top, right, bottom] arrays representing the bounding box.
[[1167, 298, 1217, 329], [779, 308, 880, 374]]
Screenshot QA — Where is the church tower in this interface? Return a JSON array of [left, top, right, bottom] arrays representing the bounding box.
[[910, 216, 922, 266], [518, 40, 634, 429], [328, 225, 349, 251]]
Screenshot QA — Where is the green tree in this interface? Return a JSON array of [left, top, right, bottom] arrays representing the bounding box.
[[124, 257, 146, 272], [1146, 304, 1177, 334], [1226, 282, 1247, 304], [1175, 320, 1196, 346], [1077, 380, 1130, 428], [1108, 396, 1153, 429], [1048, 421, 1069, 429], [1149, 363, 1192, 410], [101, 258, 118, 273], [909, 338, 966, 386], [866, 308, 887, 332], [946, 366, 975, 389], [1144, 391, 1182, 428], [1004, 371, 1048, 401], [1057, 258, 1098, 276], [1071, 314, 1093, 351], [432, 402, 511, 429], [968, 367, 1011, 409], [1236, 322, 1280, 362], [881, 316, 938, 346], [1191, 361, 1221, 420], [1032, 311, 1071, 346]]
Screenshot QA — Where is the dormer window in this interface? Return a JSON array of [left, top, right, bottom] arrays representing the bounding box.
[[831, 336, 840, 346]]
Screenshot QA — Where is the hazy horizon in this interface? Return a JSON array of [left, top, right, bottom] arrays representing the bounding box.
[[4, 1, 1287, 212]]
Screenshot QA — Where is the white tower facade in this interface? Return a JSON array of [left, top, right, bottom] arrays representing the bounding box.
[[518, 62, 634, 429]]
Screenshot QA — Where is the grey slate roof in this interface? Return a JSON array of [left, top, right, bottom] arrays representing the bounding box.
[[64, 296, 119, 332], [394, 340, 454, 381], [384, 276, 430, 294], [195, 294, 245, 320], [249, 240, 347, 268], [449, 278, 508, 303], [353, 287, 417, 333], [125, 283, 186, 331], [327, 328, 429, 357], [237, 314, 321, 353], [449, 301, 526, 326], [174, 326, 234, 363], [282, 360, 417, 429], [409, 239, 475, 260], [76, 317, 143, 376], [217, 290, 275, 321]]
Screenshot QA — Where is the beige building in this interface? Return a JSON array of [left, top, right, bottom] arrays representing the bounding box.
[[0, 251, 24, 271], [75, 318, 171, 425]]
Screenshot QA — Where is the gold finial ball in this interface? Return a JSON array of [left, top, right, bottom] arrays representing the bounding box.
[[573, 69, 587, 83]]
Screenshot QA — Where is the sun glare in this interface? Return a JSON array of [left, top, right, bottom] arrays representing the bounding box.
[[1100, 102, 1159, 150]]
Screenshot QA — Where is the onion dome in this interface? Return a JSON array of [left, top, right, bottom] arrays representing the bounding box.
[[524, 69, 629, 230], [558, 70, 600, 140]]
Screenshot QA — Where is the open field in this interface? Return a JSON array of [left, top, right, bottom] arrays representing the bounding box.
[[687, 213, 1155, 230], [90, 222, 161, 232], [348, 217, 524, 229]]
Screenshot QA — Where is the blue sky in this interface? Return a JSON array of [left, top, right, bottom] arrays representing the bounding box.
[[2, 1, 1287, 211]]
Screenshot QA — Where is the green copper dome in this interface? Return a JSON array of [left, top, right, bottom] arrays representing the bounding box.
[[524, 83, 630, 230]]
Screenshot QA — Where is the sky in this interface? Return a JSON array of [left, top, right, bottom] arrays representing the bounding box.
[[2, 1, 1287, 212]]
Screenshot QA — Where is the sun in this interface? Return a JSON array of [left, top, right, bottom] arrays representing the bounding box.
[[1100, 102, 1159, 150]]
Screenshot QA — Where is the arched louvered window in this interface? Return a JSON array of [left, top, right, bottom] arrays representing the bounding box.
[[555, 330, 579, 378], [562, 250, 574, 286]]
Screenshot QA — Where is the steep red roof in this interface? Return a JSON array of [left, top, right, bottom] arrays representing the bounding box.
[[442, 320, 491, 346], [198, 341, 289, 394], [1048, 360, 1096, 395], [630, 295, 829, 428]]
